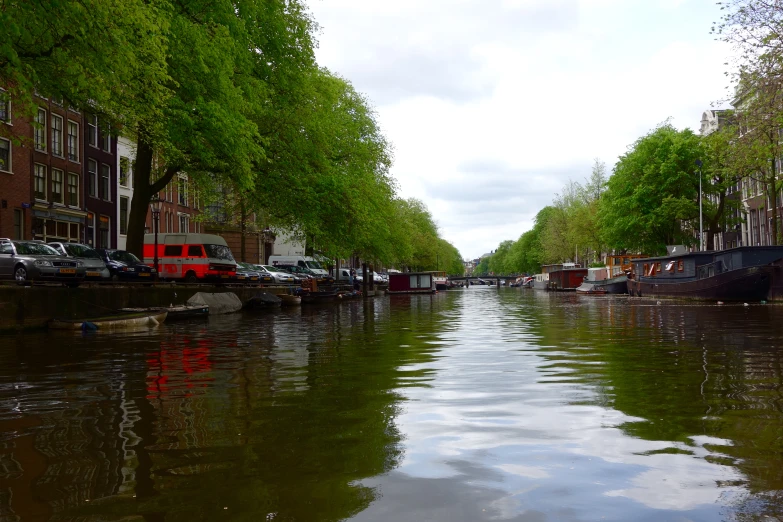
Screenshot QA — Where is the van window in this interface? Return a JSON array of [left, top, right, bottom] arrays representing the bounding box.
[[188, 245, 204, 257], [164, 245, 182, 257], [204, 244, 235, 261], [298, 260, 306, 267], [306, 261, 323, 269]]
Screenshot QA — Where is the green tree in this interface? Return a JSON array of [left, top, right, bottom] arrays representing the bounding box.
[[473, 256, 491, 276], [598, 123, 703, 255], [124, 0, 318, 257], [488, 240, 514, 275]]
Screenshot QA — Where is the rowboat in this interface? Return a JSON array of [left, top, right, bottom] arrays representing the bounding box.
[[279, 294, 302, 306], [119, 305, 209, 320], [49, 311, 168, 331]]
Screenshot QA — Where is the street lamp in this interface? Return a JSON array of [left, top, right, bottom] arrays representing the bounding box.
[[695, 159, 704, 251], [149, 194, 165, 277]]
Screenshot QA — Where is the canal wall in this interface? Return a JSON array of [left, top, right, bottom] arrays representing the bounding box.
[[0, 284, 292, 331]]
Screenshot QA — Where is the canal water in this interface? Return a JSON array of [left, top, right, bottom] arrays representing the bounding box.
[[1, 288, 782, 521]]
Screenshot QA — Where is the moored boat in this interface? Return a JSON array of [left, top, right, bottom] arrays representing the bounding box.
[[120, 305, 209, 320], [49, 311, 168, 331], [626, 246, 783, 301], [432, 271, 450, 290], [576, 267, 628, 295], [279, 294, 302, 306], [548, 267, 587, 291]]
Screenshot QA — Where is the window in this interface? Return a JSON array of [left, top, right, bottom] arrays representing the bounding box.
[[34, 164, 47, 200], [13, 209, 23, 239], [34, 108, 46, 151], [101, 127, 111, 151], [67, 173, 79, 206], [100, 163, 110, 200], [178, 175, 188, 205], [0, 138, 10, 172], [119, 156, 130, 187], [0, 90, 9, 123], [88, 159, 97, 197], [120, 196, 128, 235], [52, 169, 63, 204], [179, 213, 189, 233], [67, 120, 78, 161], [98, 215, 110, 249], [164, 245, 182, 257], [51, 114, 63, 156], [188, 245, 203, 257], [87, 115, 97, 147]]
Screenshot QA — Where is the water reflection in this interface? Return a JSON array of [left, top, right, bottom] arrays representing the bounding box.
[[0, 290, 781, 521]]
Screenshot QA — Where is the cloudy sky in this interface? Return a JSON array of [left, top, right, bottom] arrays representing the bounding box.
[[307, 0, 733, 259]]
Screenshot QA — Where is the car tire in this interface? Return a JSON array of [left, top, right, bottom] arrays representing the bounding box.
[[14, 265, 29, 285], [185, 272, 198, 284], [66, 282, 80, 288], [111, 274, 120, 282]]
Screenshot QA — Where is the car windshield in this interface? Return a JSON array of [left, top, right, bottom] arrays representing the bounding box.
[[64, 244, 101, 259], [14, 242, 59, 256], [109, 250, 141, 264], [305, 261, 323, 269], [204, 244, 235, 261], [263, 265, 284, 272]]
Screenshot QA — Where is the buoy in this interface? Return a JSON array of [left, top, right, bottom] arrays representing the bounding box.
[[717, 301, 724, 305], [743, 303, 749, 307]]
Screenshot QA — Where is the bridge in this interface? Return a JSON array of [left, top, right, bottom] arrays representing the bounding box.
[[448, 275, 518, 285]]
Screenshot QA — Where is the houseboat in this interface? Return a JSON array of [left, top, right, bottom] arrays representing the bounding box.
[[432, 271, 450, 290], [577, 267, 624, 295], [533, 263, 580, 290], [548, 266, 588, 291], [627, 246, 783, 301], [388, 272, 437, 294]]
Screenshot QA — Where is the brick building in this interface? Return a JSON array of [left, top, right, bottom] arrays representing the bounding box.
[[83, 112, 118, 248], [0, 89, 32, 240], [29, 99, 87, 244]]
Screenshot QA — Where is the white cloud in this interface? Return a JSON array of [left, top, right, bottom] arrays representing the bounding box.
[[309, 0, 733, 258]]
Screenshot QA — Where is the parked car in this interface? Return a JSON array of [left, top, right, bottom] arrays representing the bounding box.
[[280, 264, 335, 285], [236, 262, 270, 284], [0, 239, 86, 286], [258, 265, 297, 284], [48, 242, 110, 280], [354, 270, 385, 284], [95, 249, 157, 281]]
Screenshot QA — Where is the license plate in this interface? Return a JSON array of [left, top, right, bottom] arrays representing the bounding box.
[[139, 272, 150, 277], [221, 275, 230, 279], [87, 271, 101, 277], [59, 268, 76, 274]]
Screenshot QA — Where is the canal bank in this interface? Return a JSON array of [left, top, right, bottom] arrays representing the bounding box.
[[0, 284, 294, 331]]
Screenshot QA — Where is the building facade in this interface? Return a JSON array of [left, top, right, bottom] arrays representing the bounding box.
[[117, 136, 135, 250], [0, 89, 32, 241], [82, 112, 117, 248]]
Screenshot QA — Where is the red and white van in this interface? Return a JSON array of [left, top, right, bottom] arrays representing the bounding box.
[[143, 233, 237, 282]]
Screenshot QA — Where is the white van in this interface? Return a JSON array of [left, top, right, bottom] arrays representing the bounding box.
[[267, 255, 329, 276]]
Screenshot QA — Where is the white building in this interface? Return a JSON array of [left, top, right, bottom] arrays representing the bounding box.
[[117, 136, 135, 250]]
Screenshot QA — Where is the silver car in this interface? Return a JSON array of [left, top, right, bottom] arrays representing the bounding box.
[[0, 239, 86, 286], [258, 264, 296, 284], [48, 242, 110, 280]]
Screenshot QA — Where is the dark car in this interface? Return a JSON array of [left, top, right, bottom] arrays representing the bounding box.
[[235, 262, 266, 284], [0, 239, 86, 286], [237, 262, 274, 284], [96, 249, 157, 281], [280, 264, 335, 285], [48, 242, 110, 280]]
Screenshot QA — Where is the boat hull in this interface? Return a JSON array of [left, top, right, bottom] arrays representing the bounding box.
[[49, 311, 168, 330], [533, 280, 548, 290], [627, 265, 772, 301], [576, 275, 628, 295]]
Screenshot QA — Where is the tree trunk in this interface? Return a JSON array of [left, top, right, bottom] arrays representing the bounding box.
[[240, 197, 246, 262], [771, 159, 780, 245], [125, 132, 182, 258], [126, 137, 154, 258]]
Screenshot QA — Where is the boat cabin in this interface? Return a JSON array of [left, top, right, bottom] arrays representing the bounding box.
[[388, 272, 437, 294], [548, 268, 588, 291], [631, 252, 713, 282], [605, 254, 646, 276]]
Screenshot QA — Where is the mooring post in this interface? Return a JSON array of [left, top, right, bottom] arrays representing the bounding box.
[[362, 263, 368, 295]]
